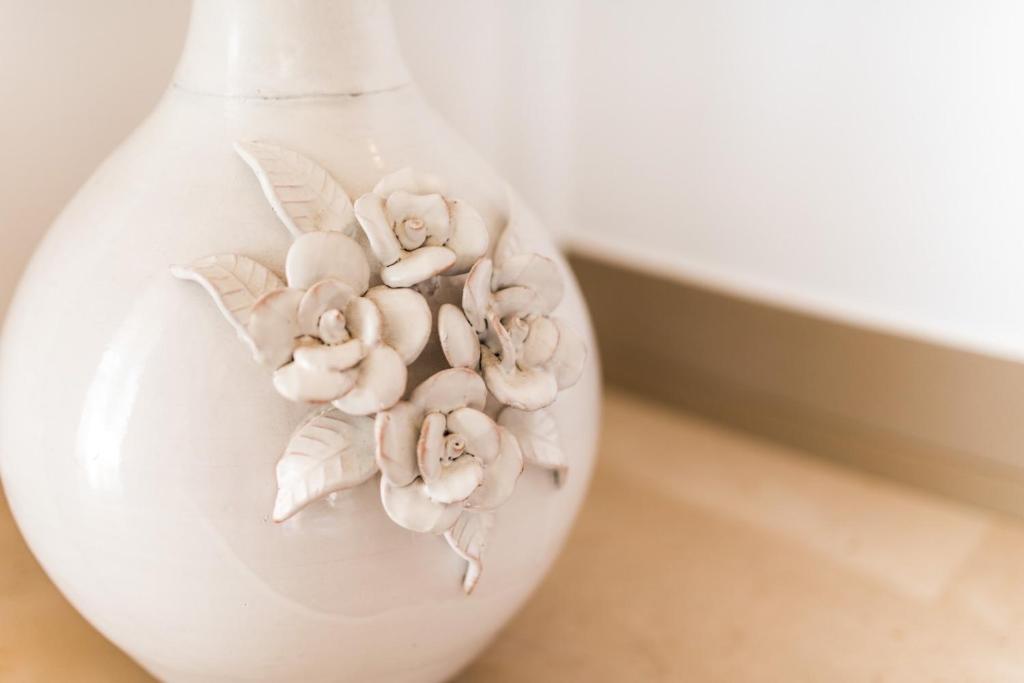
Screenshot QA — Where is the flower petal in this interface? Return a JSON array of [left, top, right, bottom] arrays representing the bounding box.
[[486, 312, 517, 373], [365, 286, 432, 364], [381, 247, 456, 288], [491, 286, 549, 320], [381, 477, 461, 534], [293, 339, 365, 371], [331, 346, 407, 415], [248, 287, 305, 368], [418, 413, 489, 504], [411, 368, 487, 413], [296, 279, 357, 337], [385, 191, 451, 246], [353, 193, 402, 266], [372, 167, 445, 197], [492, 212, 530, 266], [465, 426, 524, 511], [285, 231, 370, 293], [416, 412, 447, 483], [375, 401, 424, 487], [438, 304, 481, 369], [273, 361, 357, 403], [345, 296, 382, 347], [493, 253, 564, 314], [520, 315, 560, 369], [445, 199, 490, 274], [462, 258, 494, 333], [481, 348, 559, 410], [547, 318, 587, 389], [446, 407, 500, 464], [426, 456, 484, 504]]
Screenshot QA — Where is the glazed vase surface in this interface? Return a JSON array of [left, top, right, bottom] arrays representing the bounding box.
[[0, 1, 600, 681]]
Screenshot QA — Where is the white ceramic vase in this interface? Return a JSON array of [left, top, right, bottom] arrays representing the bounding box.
[[0, 1, 599, 681]]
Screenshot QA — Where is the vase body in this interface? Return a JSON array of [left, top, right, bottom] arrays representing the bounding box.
[[0, 2, 600, 681]]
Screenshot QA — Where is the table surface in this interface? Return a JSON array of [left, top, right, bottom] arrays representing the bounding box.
[[4, 389, 1024, 681]]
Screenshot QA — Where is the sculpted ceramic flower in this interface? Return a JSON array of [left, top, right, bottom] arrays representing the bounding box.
[[173, 143, 579, 595], [375, 369, 524, 534], [353, 168, 490, 287], [438, 254, 586, 411], [248, 231, 432, 415]]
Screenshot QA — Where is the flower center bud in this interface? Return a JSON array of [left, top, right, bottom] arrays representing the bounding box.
[[444, 434, 466, 462], [396, 217, 428, 250], [318, 309, 349, 345], [508, 317, 530, 347]]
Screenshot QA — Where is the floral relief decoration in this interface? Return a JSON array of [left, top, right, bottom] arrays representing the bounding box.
[[172, 141, 586, 594]]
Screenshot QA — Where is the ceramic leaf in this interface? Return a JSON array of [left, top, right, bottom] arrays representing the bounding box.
[[492, 219, 524, 267], [493, 254, 564, 314], [170, 254, 283, 350], [444, 512, 495, 594], [236, 140, 356, 238], [547, 318, 587, 389], [498, 406, 568, 486], [273, 407, 377, 522], [493, 197, 549, 266]]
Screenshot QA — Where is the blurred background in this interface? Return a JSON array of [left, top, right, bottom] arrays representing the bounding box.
[[5, 0, 1024, 680]]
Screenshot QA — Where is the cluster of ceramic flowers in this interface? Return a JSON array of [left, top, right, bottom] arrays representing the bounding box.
[[173, 141, 586, 593]]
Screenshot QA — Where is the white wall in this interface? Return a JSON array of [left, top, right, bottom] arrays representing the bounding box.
[[0, 0, 188, 316], [3, 1, 1024, 361], [566, 0, 1024, 362]]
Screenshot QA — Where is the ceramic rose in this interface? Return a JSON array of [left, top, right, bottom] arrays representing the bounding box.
[[0, 2, 600, 682], [354, 168, 489, 286]]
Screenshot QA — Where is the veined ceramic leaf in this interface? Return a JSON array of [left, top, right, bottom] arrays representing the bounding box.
[[498, 407, 567, 486], [273, 407, 377, 522], [170, 254, 283, 350], [493, 196, 549, 266], [492, 219, 524, 267], [444, 512, 494, 594], [236, 140, 356, 237]]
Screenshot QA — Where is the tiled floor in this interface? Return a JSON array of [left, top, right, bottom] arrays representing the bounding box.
[[4, 390, 1024, 681]]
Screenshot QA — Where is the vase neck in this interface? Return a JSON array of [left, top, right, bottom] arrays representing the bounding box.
[[173, 0, 410, 98]]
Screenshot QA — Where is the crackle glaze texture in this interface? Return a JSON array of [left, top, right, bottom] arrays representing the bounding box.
[[0, 1, 600, 681]]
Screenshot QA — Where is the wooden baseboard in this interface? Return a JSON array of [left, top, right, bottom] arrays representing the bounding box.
[[568, 250, 1024, 517]]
